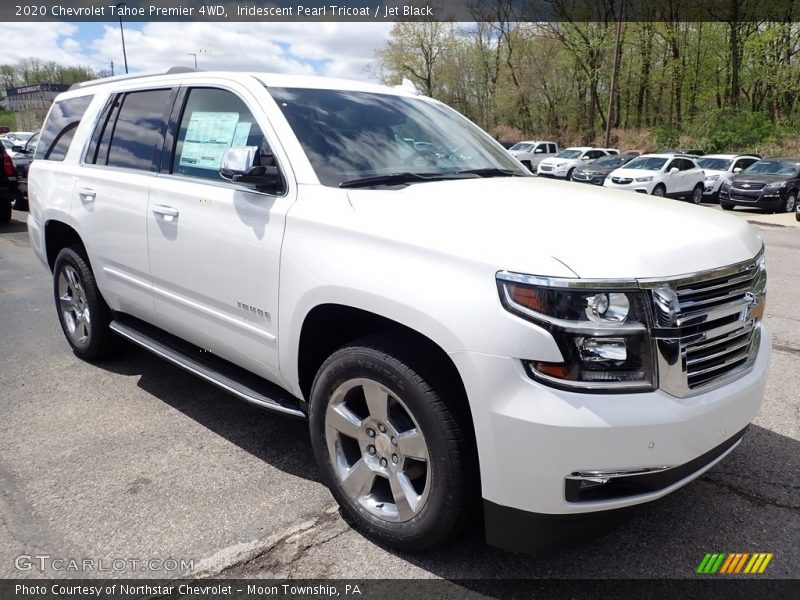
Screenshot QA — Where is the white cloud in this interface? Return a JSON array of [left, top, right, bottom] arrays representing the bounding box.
[[2, 22, 393, 82]]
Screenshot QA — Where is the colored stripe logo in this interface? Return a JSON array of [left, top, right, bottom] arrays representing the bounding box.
[[697, 552, 773, 574]]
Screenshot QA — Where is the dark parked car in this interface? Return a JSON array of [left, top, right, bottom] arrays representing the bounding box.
[[571, 152, 639, 185], [719, 158, 800, 213], [9, 131, 38, 211], [1, 145, 20, 223]]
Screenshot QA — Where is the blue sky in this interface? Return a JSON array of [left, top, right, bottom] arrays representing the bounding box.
[[3, 21, 393, 80]]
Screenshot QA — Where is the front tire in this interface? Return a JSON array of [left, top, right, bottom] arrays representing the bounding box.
[[566, 168, 575, 181], [690, 184, 704, 204], [652, 184, 666, 197], [309, 336, 477, 551], [53, 246, 117, 361], [721, 203, 735, 211], [783, 192, 796, 213]]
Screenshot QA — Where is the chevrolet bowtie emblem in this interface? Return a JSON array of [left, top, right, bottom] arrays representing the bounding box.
[[743, 183, 751, 188]]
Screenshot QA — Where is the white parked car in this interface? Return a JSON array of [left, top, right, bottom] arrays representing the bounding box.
[[697, 154, 761, 201], [28, 69, 770, 554], [537, 147, 617, 180], [604, 153, 707, 203], [507, 140, 558, 172]]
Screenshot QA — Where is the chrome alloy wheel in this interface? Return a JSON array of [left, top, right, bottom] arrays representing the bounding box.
[[57, 265, 91, 346], [325, 378, 431, 522]]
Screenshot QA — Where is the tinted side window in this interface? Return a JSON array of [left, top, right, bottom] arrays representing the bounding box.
[[680, 159, 696, 171], [172, 88, 269, 181], [106, 89, 171, 171], [666, 160, 680, 171], [736, 158, 756, 171], [35, 95, 92, 161]]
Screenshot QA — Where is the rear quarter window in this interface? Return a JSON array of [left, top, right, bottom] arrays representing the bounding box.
[[35, 95, 93, 161]]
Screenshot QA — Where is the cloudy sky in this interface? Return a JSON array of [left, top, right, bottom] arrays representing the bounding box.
[[2, 21, 394, 80]]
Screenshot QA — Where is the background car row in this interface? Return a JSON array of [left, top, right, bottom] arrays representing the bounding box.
[[519, 144, 797, 213], [0, 130, 38, 217]]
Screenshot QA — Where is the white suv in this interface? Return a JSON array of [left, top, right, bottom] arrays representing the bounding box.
[[698, 154, 761, 201], [537, 147, 617, 180], [28, 69, 770, 554], [507, 140, 558, 172], [604, 153, 707, 203]]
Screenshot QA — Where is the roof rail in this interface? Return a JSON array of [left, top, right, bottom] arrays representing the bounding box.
[[69, 66, 200, 91]]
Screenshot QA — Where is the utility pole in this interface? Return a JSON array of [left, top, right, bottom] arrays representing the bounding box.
[[605, 0, 624, 148], [188, 53, 197, 69], [116, 2, 129, 74], [110, 60, 115, 76]]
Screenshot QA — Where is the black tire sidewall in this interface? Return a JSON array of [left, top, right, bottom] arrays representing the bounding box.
[[785, 193, 796, 213], [692, 185, 703, 204], [309, 344, 468, 550], [0, 200, 10, 223], [653, 184, 665, 197], [53, 246, 113, 360]]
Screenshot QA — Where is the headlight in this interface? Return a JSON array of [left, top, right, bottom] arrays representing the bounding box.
[[634, 176, 653, 182], [705, 175, 719, 181], [497, 274, 655, 392], [555, 162, 566, 167], [764, 181, 786, 190], [721, 180, 732, 190]]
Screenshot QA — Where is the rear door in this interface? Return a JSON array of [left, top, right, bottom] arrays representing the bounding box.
[[75, 87, 177, 318]]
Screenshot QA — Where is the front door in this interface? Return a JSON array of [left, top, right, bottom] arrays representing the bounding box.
[[146, 85, 294, 381]]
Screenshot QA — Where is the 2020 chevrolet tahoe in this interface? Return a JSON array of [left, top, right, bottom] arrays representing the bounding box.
[[28, 69, 770, 553]]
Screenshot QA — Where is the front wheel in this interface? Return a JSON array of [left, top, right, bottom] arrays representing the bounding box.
[[309, 337, 477, 551], [783, 192, 796, 213], [721, 203, 735, 211], [53, 246, 117, 360], [690, 184, 704, 204], [652, 184, 666, 197], [566, 168, 575, 181]]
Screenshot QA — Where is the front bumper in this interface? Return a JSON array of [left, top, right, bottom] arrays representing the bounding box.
[[572, 171, 605, 185], [450, 325, 770, 552], [603, 180, 654, 194], [537, 164, 569, 178], [720, 187, 784, 208]]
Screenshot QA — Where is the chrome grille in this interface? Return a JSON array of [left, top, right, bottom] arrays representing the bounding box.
[[644, 252, 766, 397]]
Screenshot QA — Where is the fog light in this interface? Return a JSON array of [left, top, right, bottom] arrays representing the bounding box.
[[578, 337, 627, 362]]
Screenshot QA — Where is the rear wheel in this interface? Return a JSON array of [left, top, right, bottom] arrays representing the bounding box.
[[11, 192, 28, 212], [0, 200, 10, 223], [309, 336, 477, 551], [53, 246, 117, 360], [652, 184, 666, 197]]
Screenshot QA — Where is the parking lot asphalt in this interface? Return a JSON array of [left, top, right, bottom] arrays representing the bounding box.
[[1, 205, 798, 581]]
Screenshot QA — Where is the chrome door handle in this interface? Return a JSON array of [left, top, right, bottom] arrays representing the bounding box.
[[152, 204, 179, 221], [78, 188, 96, 202]]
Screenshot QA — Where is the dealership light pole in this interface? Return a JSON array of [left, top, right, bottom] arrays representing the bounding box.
[[116, 1, 129, 74], [188, 53, 197, 68]]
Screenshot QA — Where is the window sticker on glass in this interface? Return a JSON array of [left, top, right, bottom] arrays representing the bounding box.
[[179, 111, 240, 170], [231, 122, 252, 148]]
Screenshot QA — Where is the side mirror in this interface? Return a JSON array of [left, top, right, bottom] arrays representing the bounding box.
[[534, 148, 544, 153], [11, 145, 23, 153], [733, 167, 742, 173], [669, 167, 679, 175], [581, 156, 591, 160], [219, 146, 283, 193]]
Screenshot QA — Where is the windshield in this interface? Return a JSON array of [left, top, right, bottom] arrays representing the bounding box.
[[268, 87, 525, 187], [555, 149, 582, 159], [509, 142, 533, 152], [624, 157, 668, 171], [698, 158, 732, 171], [744, 160, 800, 176]]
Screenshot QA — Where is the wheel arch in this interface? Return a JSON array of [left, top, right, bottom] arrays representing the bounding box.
[[44, 219, 86, 271]]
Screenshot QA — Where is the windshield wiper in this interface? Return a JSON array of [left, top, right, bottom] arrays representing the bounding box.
[[339, 172, 473, 189], [455, 167, 520, 177]]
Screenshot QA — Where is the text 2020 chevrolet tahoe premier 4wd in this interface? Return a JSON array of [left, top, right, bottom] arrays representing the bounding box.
[[28, 70, 770, 554]]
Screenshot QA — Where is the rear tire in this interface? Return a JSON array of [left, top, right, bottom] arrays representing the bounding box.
[[521, 160, 533, 173], [11, 192, 28, 212], [309, 335, 477, 552], [0, 200, 10, 223], [652, 184, 666, 197], [53, 246, 117, 361]]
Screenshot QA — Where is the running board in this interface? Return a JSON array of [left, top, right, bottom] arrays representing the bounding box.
[[110, 315, 305, 419]]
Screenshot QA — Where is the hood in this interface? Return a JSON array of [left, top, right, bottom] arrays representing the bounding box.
[[703, 169, 728, 177], [575, 162, 615, 176], [346, 176, 762, 279], [731, 173, 792, 184]]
